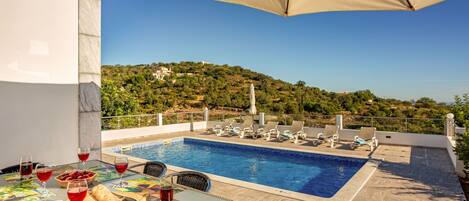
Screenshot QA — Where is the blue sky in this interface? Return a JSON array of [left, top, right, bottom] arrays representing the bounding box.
[[102, 0, 469, 102]]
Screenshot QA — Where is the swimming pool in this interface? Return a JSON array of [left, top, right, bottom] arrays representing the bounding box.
[[116, 138, 367, 198]]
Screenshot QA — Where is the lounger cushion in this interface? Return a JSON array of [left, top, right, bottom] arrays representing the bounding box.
[[355, 138, 367, 145]]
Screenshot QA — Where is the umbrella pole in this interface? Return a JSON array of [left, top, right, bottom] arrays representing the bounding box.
[[406, 0, 415, 10]]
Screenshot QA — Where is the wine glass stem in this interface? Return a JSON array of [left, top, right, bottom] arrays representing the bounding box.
[[42, 182, 48, 196], [120, 173, 123, 186]]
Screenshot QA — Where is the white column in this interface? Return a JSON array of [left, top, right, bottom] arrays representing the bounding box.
[[445, 113, 455, 137], [259, 113, 265, 126], [336, 115, 343, 130], [78, 0, 101, 161], [157, 113, 163, 126]]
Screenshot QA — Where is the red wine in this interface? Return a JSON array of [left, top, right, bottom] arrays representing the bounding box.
[[67, 187, 88, 201], [36, 169, 53, 182], [20, 162, 33, 176], [115, 163, 128, 174], [78, 153, 90, 162], [160, 186, 174, 201]]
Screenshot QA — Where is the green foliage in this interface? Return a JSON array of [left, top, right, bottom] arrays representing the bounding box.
[[416, 97, 437, 108], [455, 122, 469, 175], [101, 61, 450, 122], [452, 94, 469, 126], [454, 95, 469, 172], [101, 79, 140, 116]]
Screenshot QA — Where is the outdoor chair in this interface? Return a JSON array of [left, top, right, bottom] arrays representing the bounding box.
[[0, 163, 42, 175], [350, 127, 379, 151], [128, 161, 167, 178], [228, 118, 254, 138], [206, 119, 233, 136], [167, 171, 211, 192], [314, 125, 340, 148], [280, 121, 307, 144], [257, 121, 280, 141]]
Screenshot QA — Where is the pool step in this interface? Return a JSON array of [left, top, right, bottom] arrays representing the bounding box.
[[120, 145, 133, 153]]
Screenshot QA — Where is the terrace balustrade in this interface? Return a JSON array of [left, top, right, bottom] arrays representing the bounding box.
[[101, 110, 449, 135]]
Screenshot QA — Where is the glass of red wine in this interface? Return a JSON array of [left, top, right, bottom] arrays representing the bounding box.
[[113, 156, 128, 188], [19, 155, 33, 180], [67, 179, 88, 201], [77, 147, 90, 169], [35, 164, 53, 197], [160, 185, 174, 201]]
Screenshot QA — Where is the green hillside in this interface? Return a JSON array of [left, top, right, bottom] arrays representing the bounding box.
[[101, 61, 451, 121]]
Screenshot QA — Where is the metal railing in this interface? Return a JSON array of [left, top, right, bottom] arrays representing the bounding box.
[[102, 110, 445, 135], [101, 112, 204, 130], [342, 115, 444, 134], [208, 111, 249, 123], [272, 113, 336, 128], [163, 112, 205, 125], [209, 113, 444, 135]]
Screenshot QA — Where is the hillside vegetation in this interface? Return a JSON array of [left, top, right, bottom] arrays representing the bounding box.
[[102, 61, 451, 121]]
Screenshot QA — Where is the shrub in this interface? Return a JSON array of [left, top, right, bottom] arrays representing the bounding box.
[[455, 121, 469, 177]]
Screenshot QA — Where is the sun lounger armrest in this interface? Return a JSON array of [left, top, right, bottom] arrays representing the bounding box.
[[328, 134, 339, 143], [317, 133, 324, 139], [372, 136, 378, 145]]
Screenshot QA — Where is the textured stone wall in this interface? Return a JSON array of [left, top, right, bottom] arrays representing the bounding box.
[[79, 0, 101, 160]]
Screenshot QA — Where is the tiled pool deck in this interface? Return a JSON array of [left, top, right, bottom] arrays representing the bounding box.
[[102, 130, 465, 201]]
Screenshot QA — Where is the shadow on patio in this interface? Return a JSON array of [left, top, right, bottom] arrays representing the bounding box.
[[354, 145, 465, 201]]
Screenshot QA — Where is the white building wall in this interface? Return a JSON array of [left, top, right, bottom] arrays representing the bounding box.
[[0, 0, 79, 168]]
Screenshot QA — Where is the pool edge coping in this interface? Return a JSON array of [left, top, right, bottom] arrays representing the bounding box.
[[102, 136, 380, 201]]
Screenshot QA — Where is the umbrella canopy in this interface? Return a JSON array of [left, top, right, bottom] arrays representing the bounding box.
[[219, 0, 443, 16]]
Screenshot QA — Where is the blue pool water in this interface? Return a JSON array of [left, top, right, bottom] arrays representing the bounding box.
[[120, 138, 367, 198]]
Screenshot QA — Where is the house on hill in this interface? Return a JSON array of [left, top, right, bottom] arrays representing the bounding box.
[[153, 67, 172, 80]]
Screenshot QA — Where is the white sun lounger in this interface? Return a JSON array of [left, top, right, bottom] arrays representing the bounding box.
[[280, 121, 307, 144], [314, 125, 339, 148], [350, 127, 378, 151], [237, 118, 255, 138], [207, 119, 233, 136], [256, 121, 279, 141]]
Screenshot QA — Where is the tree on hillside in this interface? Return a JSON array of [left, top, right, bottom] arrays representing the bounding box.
[[295, 80, 306, 113], [100, 62, 450, 122], [453, 94, 469, 126], [101, 79, 140, 116], [416, 97, 437, 108]]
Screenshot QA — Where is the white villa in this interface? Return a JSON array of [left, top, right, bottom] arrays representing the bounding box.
[[0, 1, 467, 201], [153, 67, 172, 80]]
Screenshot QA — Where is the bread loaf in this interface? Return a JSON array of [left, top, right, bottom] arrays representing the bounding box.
[[84, 195, 97, 201], [90, 184, 122, 201]]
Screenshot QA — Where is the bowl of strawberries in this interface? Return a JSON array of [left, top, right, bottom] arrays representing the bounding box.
[[55, 170, 97, 188]]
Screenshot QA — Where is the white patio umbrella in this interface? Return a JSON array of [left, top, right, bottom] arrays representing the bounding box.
[[219, 0, 443, 16]]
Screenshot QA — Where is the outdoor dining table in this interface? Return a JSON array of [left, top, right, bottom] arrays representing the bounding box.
[[0, 160, 230, 201]]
